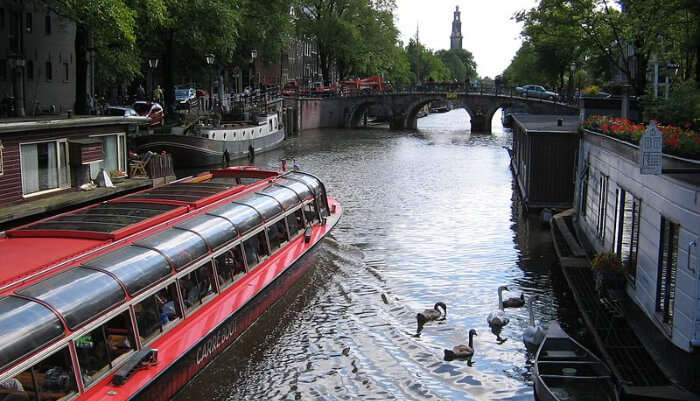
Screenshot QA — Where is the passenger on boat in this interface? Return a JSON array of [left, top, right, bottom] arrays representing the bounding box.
[[0, 378, 24, 395]]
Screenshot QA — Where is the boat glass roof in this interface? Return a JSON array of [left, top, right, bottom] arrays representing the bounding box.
[[207, 203, 262, 235], [286, 172, 322, 196], [175, 215, 237, 250], [275, 179, 313, 200], [122, 182, 234, 203], [0, 296, 65, 372], [258, 185, 301, 210], [233, 193, 283, 220], [15, 203, 178, 234], [17, 267, 125, 330], [133, 228, 208, 271], [81, 246, 171, 296]]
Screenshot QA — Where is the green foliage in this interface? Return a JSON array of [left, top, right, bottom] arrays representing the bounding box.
[[591, 252, 624, 274], [643, 79, 700, 130], [435, 49, 476, 82]]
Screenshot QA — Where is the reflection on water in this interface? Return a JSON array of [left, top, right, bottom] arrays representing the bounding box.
[[173, 109, 582, 401]]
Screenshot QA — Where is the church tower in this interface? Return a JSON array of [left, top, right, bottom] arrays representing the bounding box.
[[450, 6, 463, 50]]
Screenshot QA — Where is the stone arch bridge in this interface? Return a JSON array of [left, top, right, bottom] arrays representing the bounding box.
[[292, 92, 579, 133]]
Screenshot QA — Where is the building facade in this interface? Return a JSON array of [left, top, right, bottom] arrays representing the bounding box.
[[574, 128, 700, 387], [450, 6, 463, 50], [0, 0, 76, 117]]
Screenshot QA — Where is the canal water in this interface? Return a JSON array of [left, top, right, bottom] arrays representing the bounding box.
[[173, 110, 584, 401]]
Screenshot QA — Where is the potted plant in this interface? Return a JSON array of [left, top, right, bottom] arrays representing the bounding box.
[[591, 251, 626, 292]]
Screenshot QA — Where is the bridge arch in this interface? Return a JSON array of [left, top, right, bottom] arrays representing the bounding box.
[[484, 100, 533, 131], [403, 97, 469, 130], [344, 99, 392, 129]]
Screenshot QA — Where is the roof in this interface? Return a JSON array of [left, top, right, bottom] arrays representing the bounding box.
[[512, 114, 580, 133], [0, 116, 150, 134]]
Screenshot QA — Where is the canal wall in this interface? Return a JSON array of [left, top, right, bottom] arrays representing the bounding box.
[[284, 97, 345, 131]]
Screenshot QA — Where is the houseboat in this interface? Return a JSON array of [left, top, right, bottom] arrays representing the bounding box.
[[572, 127, 700, 391], [133, 113, 285, 167], [0, 166, 342, 401]]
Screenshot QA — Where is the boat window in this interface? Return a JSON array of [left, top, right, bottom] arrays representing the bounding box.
[[5, 346, 78, 401], [267, 218, 288, 252], [276, 179, 313, 200], [178, 262, 217, 315], [208, 203, 262, 235], [243, 231, 269, 269], [304, 202, 319, 225], [234, 193, 283, 220], [134, 283, 181, 344], [74, 310, 136, 387], [133, 228, 208, 271], [214, 245, 246, 290], [0, 296, 64, 372], [81, 246, 171, 296], [287, 209, 304, 238], [176, 214, 237, 250], [259, 185, 301, 210], [18, 268, 125, 331]]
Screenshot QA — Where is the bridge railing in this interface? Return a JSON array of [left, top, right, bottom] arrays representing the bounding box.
[[283, 84, 578, 105]]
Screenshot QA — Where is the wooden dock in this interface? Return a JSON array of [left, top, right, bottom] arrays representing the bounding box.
[[551, 210, 700, 401]]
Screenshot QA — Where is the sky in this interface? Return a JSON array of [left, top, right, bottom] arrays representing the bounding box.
[[394, 0, 539, 78]]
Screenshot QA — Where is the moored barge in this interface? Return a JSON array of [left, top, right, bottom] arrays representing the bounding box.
[[0, 166, 341, 401]]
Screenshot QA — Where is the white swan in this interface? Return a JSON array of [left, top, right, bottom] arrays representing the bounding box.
[[523, 295, 546, 352], [487, 285, 510, 328]]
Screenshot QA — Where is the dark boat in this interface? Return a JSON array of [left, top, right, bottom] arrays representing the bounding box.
[[0, 166, 341, 401], [501, 105, 527, 128], [132, 113, 284, 167], [534, 322, 620, 401]]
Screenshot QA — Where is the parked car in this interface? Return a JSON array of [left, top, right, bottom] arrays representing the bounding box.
[[515, 85, 559, 100], [105, 106, 138, 117], [281, 81, 298, 96], [133, 101, 165, 127], [174, 88, 198, 110]]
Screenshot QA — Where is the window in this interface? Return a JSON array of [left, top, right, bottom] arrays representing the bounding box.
[[304, 201, 319, 225], [26, 59, 33, 80], [243, 231, 269, 269], [20, 140, 70, 196], [267, 218, 289, 252], [63, 62, 69, 81], [0, 8, 4, 30], [287, 209, 304, 238], [214, 245, 246, 290], [596, 174, 609, 240], [45, 61, 52, 81], [6, 346, 78, 400], [0, 59, 6, 81], [613, 189, 641, 282], [74, 310, 136, 387], [178, 262, 216, 314], [90, 133, 126, 179], [45, 13, 51, 35], [25, 12, 32, 33], [656, 217, 679, 325], [134, 283, 181, 343], [0, 140, 3, 176]]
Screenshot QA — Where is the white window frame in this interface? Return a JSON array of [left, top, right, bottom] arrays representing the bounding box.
[[19, 138, 71, 198], [89, 132, 127, 172], [0, 140, 4, 176]]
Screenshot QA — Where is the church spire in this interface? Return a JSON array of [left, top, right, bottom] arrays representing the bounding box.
[[450, 6, 463, 50]]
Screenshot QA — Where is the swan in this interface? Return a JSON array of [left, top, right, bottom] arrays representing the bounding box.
[[444, 329, 478, 365], [523, 295, 546, 352], [487, 286, 510, 328], [416, 302, 447, 333], [502, 293, 525, 308]]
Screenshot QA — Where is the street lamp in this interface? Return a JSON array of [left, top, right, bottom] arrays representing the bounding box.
[[250, 49, 257, 90], [205, 53, 215, 110], [147, 57, 159, 102], [569, 62, 576, 103]]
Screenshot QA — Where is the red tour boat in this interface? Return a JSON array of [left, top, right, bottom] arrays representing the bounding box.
[[0, 166, 341, 401]]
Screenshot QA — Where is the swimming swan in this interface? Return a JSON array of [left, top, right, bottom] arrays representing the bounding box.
[[487, 286, 510, 328], [502, 292, 525, 308], [444, 329, 478, 365], [416, 302, 447, 333], [523, 295, 546, 352]]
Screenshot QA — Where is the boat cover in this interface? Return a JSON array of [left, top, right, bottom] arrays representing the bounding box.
[[133, 228, 208, 271]]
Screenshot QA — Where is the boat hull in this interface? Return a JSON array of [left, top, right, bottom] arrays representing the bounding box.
[[129, 241, 324, 401], [132, 127, 285, 167]]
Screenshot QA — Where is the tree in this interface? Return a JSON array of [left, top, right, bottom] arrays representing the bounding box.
[[436, 48, 477, 82]]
